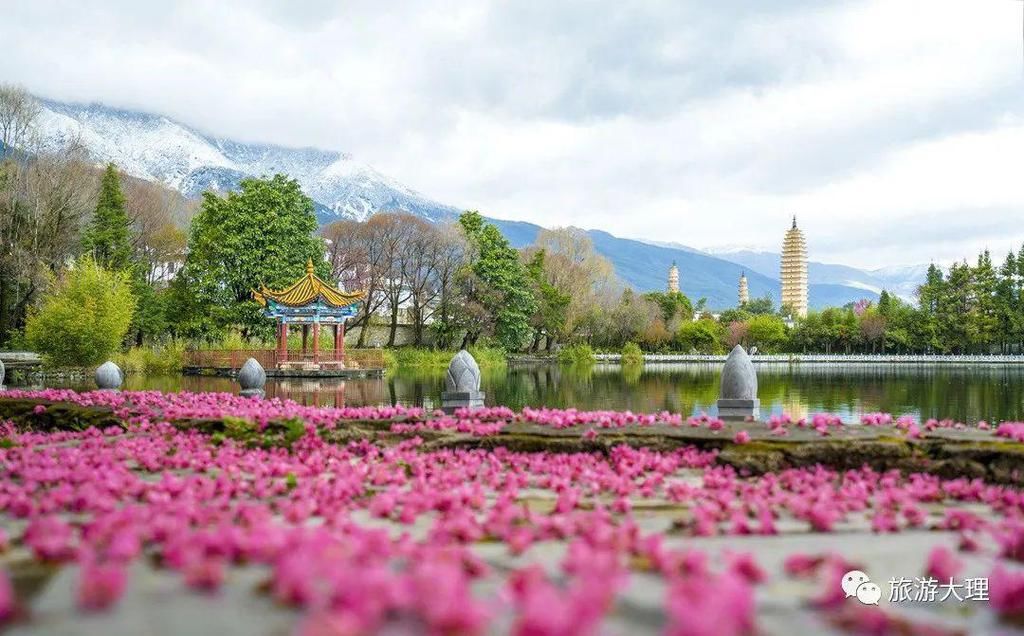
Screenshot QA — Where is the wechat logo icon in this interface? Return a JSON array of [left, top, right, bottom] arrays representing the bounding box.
[[842, 570, 881, 605]]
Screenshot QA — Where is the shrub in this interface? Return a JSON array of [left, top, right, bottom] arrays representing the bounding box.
[[557, 343, 595, 365], [674, 319, 725, 354], [114, 342, 186, 374], [621, 342, 644, 365], [26, 258, 136, 367], [197, 332, 250, 351]]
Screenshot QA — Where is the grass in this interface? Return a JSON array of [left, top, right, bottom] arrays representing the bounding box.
[[388, 346, 508, 370]]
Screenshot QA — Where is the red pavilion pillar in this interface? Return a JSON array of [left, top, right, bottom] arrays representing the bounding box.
[[277, 320, 288, 364], [301, 325, 309, 357], [334, 322, 345, 362], [312, 322, 321, 365]]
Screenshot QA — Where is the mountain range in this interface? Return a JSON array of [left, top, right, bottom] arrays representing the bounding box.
[[31, 98, 927, 309], [704, 249, 928, 302]]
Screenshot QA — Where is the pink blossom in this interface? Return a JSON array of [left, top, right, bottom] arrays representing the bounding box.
[[783, 553, 826, 578], [77, 559, 127, 611], [924, 546, 963, 582], [667, 573, 755, 636], [990, 565, 1024, 620]]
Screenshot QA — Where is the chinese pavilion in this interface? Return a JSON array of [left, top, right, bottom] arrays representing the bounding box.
[[253, 260, 366, 369]]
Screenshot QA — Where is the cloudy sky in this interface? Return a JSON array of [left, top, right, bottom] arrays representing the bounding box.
[[1, 0, 1022, 268]]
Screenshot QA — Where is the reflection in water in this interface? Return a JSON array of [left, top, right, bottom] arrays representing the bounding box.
[[10, 363, 1024, 423]]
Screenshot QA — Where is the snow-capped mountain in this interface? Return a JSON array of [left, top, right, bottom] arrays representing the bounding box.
[[34, 99, 457, 224], [27, 96, 916, 308]]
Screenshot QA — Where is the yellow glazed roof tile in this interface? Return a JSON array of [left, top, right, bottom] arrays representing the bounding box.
[[253, 259, 366, 308]]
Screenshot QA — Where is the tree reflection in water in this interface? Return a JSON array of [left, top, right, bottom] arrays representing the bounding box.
[[14, 363, 1024, 423]]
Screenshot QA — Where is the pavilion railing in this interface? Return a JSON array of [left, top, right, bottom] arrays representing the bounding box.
[[344, 349, 388, 370], [182, 349, 387, 371], [183, 350, 278, 371]]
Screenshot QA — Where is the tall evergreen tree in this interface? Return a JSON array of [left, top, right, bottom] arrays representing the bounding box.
[[458, 211, 536, 351], [996, 251, 1017, 352], [969, 250, 998, 352], [877, 290, 893, 318], [81, 164, 132, 271], [938, 262, 973, 353], [916, 264, 944, 352]]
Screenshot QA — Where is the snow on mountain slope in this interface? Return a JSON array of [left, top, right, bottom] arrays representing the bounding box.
[[29, 96, 918, 308], [37, 100, 234, 190], [33, 99, 457, 223]]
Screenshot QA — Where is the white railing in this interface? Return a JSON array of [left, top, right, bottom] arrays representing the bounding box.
[[594, 353, 1024, 364]]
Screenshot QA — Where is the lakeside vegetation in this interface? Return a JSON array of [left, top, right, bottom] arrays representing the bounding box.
[[108, 344, 509, 375], [385, 346, 507, 371]]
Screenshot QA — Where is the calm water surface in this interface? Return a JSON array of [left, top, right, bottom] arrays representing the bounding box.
[[12, 363, 1024, 424]]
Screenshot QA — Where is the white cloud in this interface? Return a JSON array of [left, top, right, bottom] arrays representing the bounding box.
[[0, 0, 1021, 268]]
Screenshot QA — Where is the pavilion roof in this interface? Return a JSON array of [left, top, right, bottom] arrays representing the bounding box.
[[253, 260, 366, 308]]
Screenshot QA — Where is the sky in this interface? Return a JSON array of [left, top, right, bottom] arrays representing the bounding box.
[[1, 0, 1022, 268]]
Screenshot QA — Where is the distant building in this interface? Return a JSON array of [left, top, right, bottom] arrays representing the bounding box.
[[667, 261, 680, 294], [151, 260, 183, 286], [780, 217, 808, 318], [738, 271, 749, 306]]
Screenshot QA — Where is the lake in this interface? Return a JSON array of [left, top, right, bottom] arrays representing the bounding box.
[[9, 362, 1024, 424]]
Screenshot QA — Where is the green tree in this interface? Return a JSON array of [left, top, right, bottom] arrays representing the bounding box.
[[81, 164, 132, 271], [746, 314, 787, 353], [877, 290, 893, 318], [969, 250, 998, 352], [745, 295, 775, 315], [525, 249, 571, 351], [996, 251, 1016, 353], [128, 273, 168, 346], [882, 299, 914, 353], [459, 211, 536, 351], [180, 175, 325, 338], [25, 257, 136, 366], [791, 310, 828, 352], [916, 264, 944, 352], [675, 319, 725, 354], [717, 307, 751, 325], [644, 291, 694, 324], [938, 262, 972, 353]]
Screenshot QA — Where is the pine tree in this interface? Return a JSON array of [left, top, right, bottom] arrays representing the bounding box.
[[969, 250, 998, 352], [939, 262, 973, 353], [81, 164, 132, 271], [917, 264, 944, 352], [996, 251, 1017, 353], [877, 290, 893, 318]]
